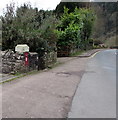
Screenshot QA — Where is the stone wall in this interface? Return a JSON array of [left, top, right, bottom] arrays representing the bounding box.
[[2, 50, 57, 74], [2, 50, 38, 74], [43, 51, 57, 68]]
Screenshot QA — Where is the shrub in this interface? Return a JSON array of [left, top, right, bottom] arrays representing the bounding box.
[[56, 7, 95, 53]]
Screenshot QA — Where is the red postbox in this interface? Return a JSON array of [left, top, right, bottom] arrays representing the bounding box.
[[24, 52, 29, 66]]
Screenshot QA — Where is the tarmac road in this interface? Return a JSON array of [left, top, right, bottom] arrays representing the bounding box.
[[1, 55, 88, 118], [68, 49, 116, 118]]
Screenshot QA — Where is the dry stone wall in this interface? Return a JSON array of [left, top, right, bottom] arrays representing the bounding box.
[[2, 50, 39, 74], [2, 50, 57, 74]]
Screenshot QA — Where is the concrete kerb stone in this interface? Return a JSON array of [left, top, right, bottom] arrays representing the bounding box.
[[1, 74, 25, 84], [57, 49, 103, 64], [77, 49, 103, 58]]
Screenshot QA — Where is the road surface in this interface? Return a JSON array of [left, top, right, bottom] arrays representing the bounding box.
[[68, 49, 116, 118], [1, 56, 88, 118]]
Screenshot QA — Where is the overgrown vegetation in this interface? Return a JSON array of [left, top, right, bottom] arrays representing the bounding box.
[[55, 2, 117, 48], [91, 2, 117, 47], [56, 7, 95, 54], [1, 2, 96, 57], [1, 3, 58, 55], [1, 2, 117, 53]]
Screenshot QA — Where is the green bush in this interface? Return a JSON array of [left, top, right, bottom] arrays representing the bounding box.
[[56, 7, 95, 52], [2, 3, 58, 53]]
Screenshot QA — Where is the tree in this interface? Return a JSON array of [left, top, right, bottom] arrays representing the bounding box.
[[80, 8, 96, 49], [91, 2, 117, 46], [2, 3, 58, 52], [56, 7, 95, 53], [54, 2, 91, 17], [2, 3, 16, 50]]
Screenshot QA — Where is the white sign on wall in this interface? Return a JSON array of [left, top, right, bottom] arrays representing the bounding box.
[[15, 44, 29, 53]]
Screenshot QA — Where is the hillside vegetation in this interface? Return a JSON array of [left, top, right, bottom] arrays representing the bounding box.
[[1, 2, 95, 56], [91, 2, 117, 47], [55, 2, 117, 47], [1, 2, 117, 53]]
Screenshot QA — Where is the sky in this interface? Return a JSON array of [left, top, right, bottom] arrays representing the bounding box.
[[0, 0, 61, 15]]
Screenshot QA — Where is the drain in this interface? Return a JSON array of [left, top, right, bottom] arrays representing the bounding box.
[[56, 72, 71, 77]]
